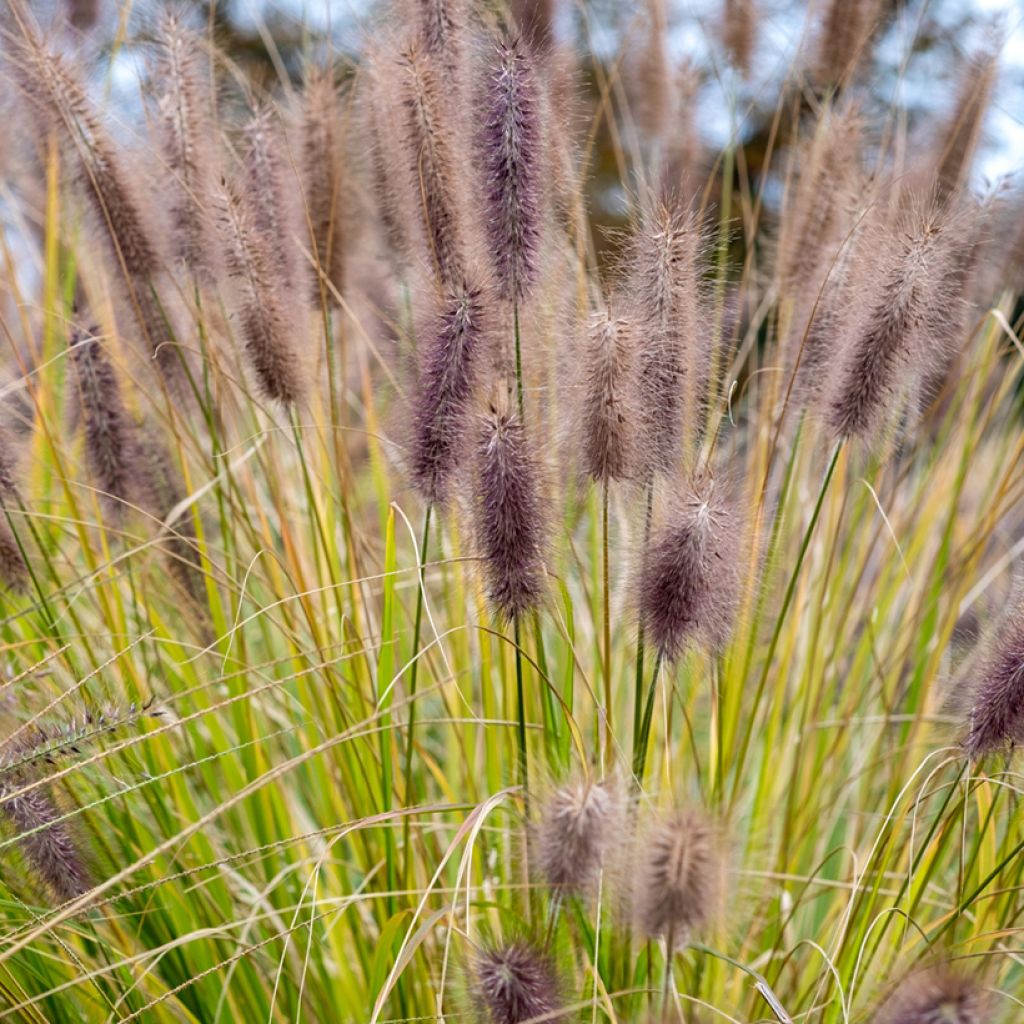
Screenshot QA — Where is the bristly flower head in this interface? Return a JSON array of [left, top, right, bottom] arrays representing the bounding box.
[[873, 967, 990, 1024], [410, 283, 486, 505], [215, 178, 308, 406], [638, 474, 741, 662], [811, 0, 882, 90], [398, 43, 466, 290], [474, 939, 564, 1024], [628, 198, 708, 478], [535, 775, 624, 895], [150, 9, 216, 276], [0, 431, 28, 592], [958, 587, 1024, 760], [635, 807, 723, 950], [722, 0, 756, 78], [824, 198, 955, 444], [473, 404, 546, 621], [301, 65, 346, 305], [480, 37, 543, 302], [578, 310, 636, 484], [68, 326, 139, 520], [0, 737, 92, 904]]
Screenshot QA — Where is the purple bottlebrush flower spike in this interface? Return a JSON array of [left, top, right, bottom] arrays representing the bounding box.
[[68, 326, 139, 520], [0, 431, 28, 593], [635, 807, 723, 951], [215, 177, 308, 407], [480, 37, 543, 303], [578, 310, 637, 484], [474, 939, 564, 1024], [638, 474, 741, 662], [535, 775, 624, 895], [398, 44, 466, 290], [873, 967, 990, 1024], [959, 588, 1024, 760], [410, 283, 487, 506], [825, 198, 957, 444], [473, 405, 546, 621]]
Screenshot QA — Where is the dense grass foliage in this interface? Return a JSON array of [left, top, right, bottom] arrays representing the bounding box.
[[0, 0, 1023, 1021]]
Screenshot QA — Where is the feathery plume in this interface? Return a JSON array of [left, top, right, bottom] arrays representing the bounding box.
[[399, 44, 466, 289], [638, 475, 741, 662], [474, 939, 564, 1024], [959, 588, 1024, 759], [722, 0, 756, 78], [416, 0, 462, 60], [628, 199, 707, 478], [0, 742, 91, 903], [873, 967, 990, 1024], [635, 807, 722, 949], [68, 327, 139, 519], [509, 0, 555, 54], [301, 66, 346, 305], [66, 0, 99, 31], [216, 178, 308, 406], [825, 199, 953, 443], [0, 431, 28, 593], [629, 0, 670, 148], [535, 776, 623, 895], [811, 0, 882, 90], [242, 106, 298, 287], [578, 310, 635, 483], [480, 37, 544, 302], [151, 11, 216, 276], [473, 406, 546, 621], [934, 41, 999, 203], [410, 284, 487, 505], [10, 29, 182, 386]]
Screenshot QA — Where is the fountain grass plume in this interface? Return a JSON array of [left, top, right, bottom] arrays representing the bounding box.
[[824, 196, 959, 444], [301, 65, 346, 305], [473, 938, 564, 1024], [480, 36, 544, 304], [68, 326, 139, 520], [151, 9, 216, 277], [410, 283, 487, 506], [578, 309, 636, 484], [0, 431, 28, 592], [635, 806, 724, 950], [398, 43, 467, 290], [535, 775, 624, 896], [473, 403, 547, 622], [638, 473, 741, 662], [873, 966, 991, 1024], [215, 177, 308, 407]]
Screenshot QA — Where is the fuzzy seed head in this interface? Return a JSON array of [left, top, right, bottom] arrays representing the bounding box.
[[68, 328, 139, 519], [874, 968, 990, 1024], [536, 777, 623, 895], [216, 179, 308, 406], [0, 433, 27, 593], [825, 201, 950, 443], [812, 0, 881, 89], [411, 284, 486, 506], [474, 940, 564, 1024], [638, 477, 741, 662], [960, 592, 1024, 760], [302, 67, 346, 304], [629, 200, 707, 477], [636, 808, 722, 948], [473, 409, 546, 621], [0, 736, 91, 905], [152, 11, 215, 274], [579, 310, 636, 483], [722, 0, 756, 77], [399, 45, 466, 289], [481, 38, 543, 302]]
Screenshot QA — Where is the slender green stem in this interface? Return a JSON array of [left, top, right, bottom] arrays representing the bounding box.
[[514, 617, 528, 798], [601, 480, 612, 763], [633, 483, 655, 755], [690, 944, 793, 1023], [401, 504, 432, 886], [633, 651, 664, 790]]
